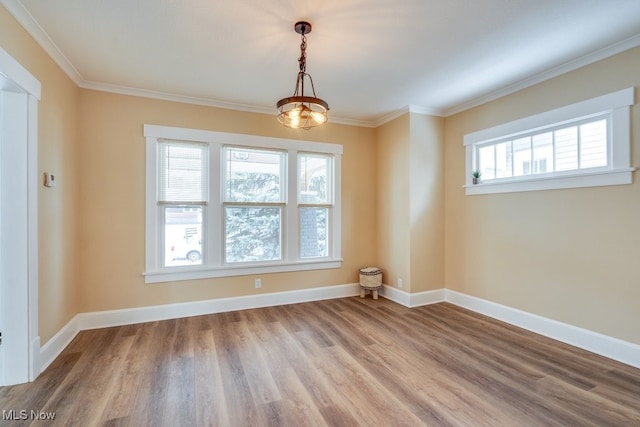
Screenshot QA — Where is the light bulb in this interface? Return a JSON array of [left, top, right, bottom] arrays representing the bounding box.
[[310, 111, 325, 124], [289, 106, 302, 127]]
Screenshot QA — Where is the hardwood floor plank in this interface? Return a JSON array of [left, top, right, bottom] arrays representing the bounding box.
[[232, 321, 282, 405], [194, 329, 230, 427], [312, 345, 425, 426], [534, 375, 640, 426], [241, 311, 331, 426], [35, 328, 130, 425], [212, 316, 260, 426], [97, 323, 155, 422], [127, 319, 177, 426], [1, 298, 639, 426], [0, 351, 80, 416]]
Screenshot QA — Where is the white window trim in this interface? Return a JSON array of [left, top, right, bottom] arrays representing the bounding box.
[[464, 87, 635, 195], [143, 125, 343, 284]]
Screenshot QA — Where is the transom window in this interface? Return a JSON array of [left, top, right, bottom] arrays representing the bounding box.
[[464, 88, 634, 195], [477, 116, 608, 181], [144, 125, 343, 284]]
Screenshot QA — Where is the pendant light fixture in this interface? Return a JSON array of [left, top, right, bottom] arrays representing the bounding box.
[[276, 21, 329, 130]]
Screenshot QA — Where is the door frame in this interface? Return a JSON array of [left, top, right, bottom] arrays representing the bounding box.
[[0, 47, 40, 385]]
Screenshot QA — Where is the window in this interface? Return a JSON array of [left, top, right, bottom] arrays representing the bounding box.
[[464, 87, 634, 195], [223, 147, 285, 263], [144, 125, 342, 283], [158, 141, 207, 267], [298, 153, 333, 259]]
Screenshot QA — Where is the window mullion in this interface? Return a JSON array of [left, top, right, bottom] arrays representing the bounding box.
[[493, 144, 497, 178], [208, 143, 221, 267], [577, 123, 582, 170], [511, 140, 515, 177], [331, 154, 342, 260], [286, 149, 298, 262], [552, 130, 557, 172]]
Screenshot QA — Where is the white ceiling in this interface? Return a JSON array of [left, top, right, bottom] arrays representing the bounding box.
[[4, 0, 640, 126]]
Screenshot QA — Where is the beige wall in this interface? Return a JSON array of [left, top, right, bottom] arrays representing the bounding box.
[[374, 112, 445, 292], [375, 114, 411, 289], [0, 5, 81, 343], [76, 90, 377, 312], [445, 46, 640, 345], [409, 113, 445, 292]]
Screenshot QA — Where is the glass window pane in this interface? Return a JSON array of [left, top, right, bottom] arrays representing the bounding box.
[[158, 142, 208, 203], [532, 132, 553, 174], [225, 207, 281, 263], [495, 141, 512, 179], [299, 154, 331, 204], [164, 206, 202, 267], [555, 126, 578, 171], [580, 119, 607, 169], [478, 144, 495, 180], [300, 207, 328, 258], [224, 147, 284, 202], [512, 137, 531, 176]]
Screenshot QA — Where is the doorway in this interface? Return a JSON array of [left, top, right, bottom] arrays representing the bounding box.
[[0, 48, 40, 386]]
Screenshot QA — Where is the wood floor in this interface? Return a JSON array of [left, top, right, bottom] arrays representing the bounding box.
[[1, 298, 640, 426]]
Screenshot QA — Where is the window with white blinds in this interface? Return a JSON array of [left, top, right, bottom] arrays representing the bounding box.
[[157, 141, 208, 203], [464, 88, 634, 195], [144, 125, 343, 284]]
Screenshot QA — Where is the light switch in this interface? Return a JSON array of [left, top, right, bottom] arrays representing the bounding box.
[[44, 172, 56, 187]]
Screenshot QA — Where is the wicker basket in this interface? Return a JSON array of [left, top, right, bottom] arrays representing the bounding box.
[[359, 267, 382, 290]]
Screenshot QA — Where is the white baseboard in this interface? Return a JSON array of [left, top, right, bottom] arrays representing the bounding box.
[[39, 284, 640, 373], [444, 290, 640, 369], [39, 315, 80, 373], [381, 284, 445, 307], [39, 283, 360, 373]]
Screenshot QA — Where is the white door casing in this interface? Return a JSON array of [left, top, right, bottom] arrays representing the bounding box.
[[0, 47, 40, 385]]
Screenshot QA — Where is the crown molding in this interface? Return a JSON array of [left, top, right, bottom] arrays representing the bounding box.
[[408, 104, 446, 117], [82, 80, 375, 127], [443, 33, 640, 117], [1, 0, 84, 85], [373, 106, 409, 127], [372, 104, 446, 128], [82, 80, 279, 115]]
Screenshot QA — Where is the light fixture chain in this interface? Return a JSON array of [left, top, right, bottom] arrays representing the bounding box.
[[298, 33, 307, 74]]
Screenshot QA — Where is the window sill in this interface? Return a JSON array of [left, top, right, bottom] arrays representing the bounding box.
[[464, 167, 635, 195], [143, 258, 343, 284]]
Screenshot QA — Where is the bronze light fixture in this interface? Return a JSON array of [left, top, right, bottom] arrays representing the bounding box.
[[276, 21, 329, 130]]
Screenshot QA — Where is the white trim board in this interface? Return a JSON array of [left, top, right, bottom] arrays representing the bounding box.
[[40, 284, 640, 375], [380, 284, 445, 307], [381, 286, 640, 369], [39, 283, 360, 372], [444, 290, 640, 370]]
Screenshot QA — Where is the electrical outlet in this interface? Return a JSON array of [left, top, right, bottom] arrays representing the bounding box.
[[255, 278, 262, 289], [398, 278, 403, 288]]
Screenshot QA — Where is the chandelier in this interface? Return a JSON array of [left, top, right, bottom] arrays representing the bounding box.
[[276, 21, 329, 129]]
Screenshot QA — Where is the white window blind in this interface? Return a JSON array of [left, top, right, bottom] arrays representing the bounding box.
[[158, 141, 208, 204]]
